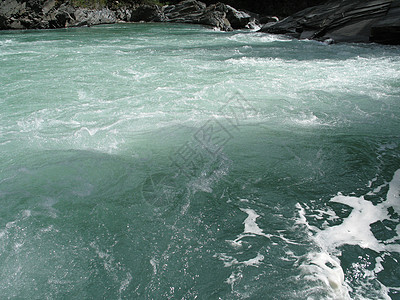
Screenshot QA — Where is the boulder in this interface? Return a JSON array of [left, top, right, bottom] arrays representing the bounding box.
[[73, 8, 117, 27], [163, 0, 207, 18], [0, 0, 28, 22], [214, 3, 253, 29], [51, 3, 76, 28], [115, 8, 132, 22], [259, 15, 279, 24], [162, 0, 233, 31], [0, 0, 71, 29], [259, 0, 400, 44], [42, 0, 57, 15], [0, 0, 42, 29], [130, 5, 163, 22], [370, 0, 400, 44], [200, 8, 232, 31]]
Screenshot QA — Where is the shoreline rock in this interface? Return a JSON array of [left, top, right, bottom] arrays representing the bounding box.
[[259, 0, 400, 45], [1, 0, 399, 45], [0, 0, 258, 31]]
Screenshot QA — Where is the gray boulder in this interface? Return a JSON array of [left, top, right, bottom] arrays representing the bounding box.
[[0, 0, 74, 29], [214, 3, 255, 29], [161, 0, 258, 31], [0, 0, 28, 29], [73, 8, 117, 27], [199, 8, 232, 30], [115, 8, 132, 22], [162, 0, 233, 31], [260, 0, 400, 44], [41, 3, 75, 28]]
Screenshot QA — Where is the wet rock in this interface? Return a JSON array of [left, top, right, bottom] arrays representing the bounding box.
[[259, 0, 400, 44]]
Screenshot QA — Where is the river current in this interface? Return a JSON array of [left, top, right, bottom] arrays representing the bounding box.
[[1, 23, 400, 299]]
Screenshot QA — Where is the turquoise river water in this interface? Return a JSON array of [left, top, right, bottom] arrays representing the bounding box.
[[1, 23, 400, 299]]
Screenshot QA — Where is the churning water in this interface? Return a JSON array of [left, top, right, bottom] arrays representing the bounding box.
[[0, 23, 399, 299]]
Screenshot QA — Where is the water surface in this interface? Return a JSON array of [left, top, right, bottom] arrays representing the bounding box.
[[1, 23, 400, 299]]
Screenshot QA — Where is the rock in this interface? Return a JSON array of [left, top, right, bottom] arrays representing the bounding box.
[[0, 15, 7, 29], [161, 0, 259, 31], [42, 0, 56, 15], [225, 5, 254, 29], [115, 8, 132, 22], [370, 0, 400, 44], [0, 0, 27, 20], [0, 0, 68, 29], [51, 3, 76, 28], [163, 0, 233, 31], [73, 8, 117, 27], [0, 0, 254, 32], [259, 15, 279, 24], [168, 0, 327, 18], [130, 5, 163, 22], [0, 0, 36, 29], [259, 0, 400, 44], [200, 8, 232, 31], [214, 3, 253, 29], [163, 0, 207, 19]]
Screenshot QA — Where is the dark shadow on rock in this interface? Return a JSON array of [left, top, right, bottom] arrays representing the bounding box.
[[260, 0, 400, 45]]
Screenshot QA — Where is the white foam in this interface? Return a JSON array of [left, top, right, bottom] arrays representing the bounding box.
[[118, 272, 132, 298], [226, 56, 285, 66], [215, 252, 264, 268], [227, 32, 291, 43], [229, 208, 272, 247], [215, 253, 239, 267], [241, 208, 265, 236], [316, 169, 400, 254], [315, 194, 388, 253], [387, 169, 400, 212], [0, 39, 14, 45], [291, 113, 323, 126], [150, 258, 158, 274], [242, 253, 264, 267], [296, 168, 400, 299], [225, 271, 243, 290], [299, 252, 346, 292]]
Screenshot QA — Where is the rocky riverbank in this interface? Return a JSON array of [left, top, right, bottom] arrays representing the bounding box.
[[1, 0, 399, 45], [0, 0, 260, 31]]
